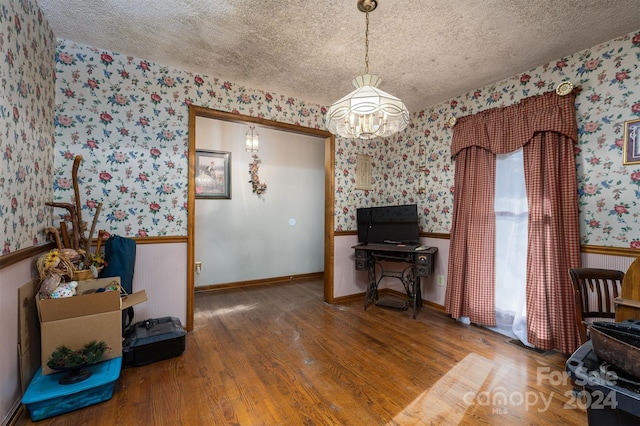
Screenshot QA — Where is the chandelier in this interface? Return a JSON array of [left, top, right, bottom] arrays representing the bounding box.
[[326, 0, 409, 140]]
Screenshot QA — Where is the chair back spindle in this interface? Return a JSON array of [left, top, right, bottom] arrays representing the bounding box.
[[569, 268, 625, 344]]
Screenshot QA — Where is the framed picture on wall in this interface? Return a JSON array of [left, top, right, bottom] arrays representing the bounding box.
[[195, 150, 231, 199], [623, 118, 640, 165]]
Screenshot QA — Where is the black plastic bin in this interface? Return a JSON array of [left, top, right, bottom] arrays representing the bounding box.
[[566, 340, 640, 425]]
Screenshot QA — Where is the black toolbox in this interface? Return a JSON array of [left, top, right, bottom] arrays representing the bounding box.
[[123, 317, 186, 367]]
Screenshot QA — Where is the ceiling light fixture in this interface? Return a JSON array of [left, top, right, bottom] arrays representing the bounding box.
[[245, 126, 259, 152], [326, 0, 410, 140]]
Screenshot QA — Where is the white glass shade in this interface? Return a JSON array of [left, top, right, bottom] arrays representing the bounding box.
[[245, 126, 259, 152], [326, 74, 410, 140]]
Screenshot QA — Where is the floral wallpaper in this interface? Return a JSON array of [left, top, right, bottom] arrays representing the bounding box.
[[336, 29, 640, 248], [0, 0, 56, 254], [1, 0, 639, 255], [51, 41, 325, 238]]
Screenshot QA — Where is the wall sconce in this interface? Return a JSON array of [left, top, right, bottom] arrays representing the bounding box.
[[245, 126, 259, 152]]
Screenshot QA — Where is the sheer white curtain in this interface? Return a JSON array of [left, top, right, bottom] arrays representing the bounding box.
[[490, 148, 531, 346]]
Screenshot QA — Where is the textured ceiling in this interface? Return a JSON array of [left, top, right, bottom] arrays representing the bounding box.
[[38, 0, 640, 113]]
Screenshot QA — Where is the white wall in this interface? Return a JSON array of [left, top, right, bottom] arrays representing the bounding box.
[[132, 243, 187, 324], [333, 235, 363, 298], [194, 117, 325, 286]]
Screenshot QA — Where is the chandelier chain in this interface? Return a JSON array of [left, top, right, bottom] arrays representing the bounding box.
[[364, 11, 370, 74]]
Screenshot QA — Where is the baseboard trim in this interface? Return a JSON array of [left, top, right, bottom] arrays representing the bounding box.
[[423, 300, 446, 312], [331, 293, 363, 305], [2, 399, 24, 426], [195, 272, 324, 293]]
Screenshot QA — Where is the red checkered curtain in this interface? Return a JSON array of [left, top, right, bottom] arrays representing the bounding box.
[[446, 90, 581, 353], [523, 129, 581, 353], [445, 145, 496, 325]]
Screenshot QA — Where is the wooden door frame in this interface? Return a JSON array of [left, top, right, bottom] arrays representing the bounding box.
[[186, 106, 335, 331]]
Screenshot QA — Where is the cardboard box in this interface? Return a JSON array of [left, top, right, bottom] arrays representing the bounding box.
[[19, 279, 42, 392], [36, 277, 147, 375]]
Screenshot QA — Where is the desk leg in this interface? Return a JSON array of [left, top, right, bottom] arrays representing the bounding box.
[[413, 276, 422, 319], [364, 260, 377, 310]]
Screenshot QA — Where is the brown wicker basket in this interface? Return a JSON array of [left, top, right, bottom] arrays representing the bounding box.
[[72, 269, 94, 281], [72, 266, 104, 281]]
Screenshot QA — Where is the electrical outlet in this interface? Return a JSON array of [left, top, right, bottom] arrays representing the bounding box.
[[437, 275, 445, 286]]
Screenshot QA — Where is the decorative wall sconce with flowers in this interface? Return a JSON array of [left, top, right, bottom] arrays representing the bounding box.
[[248, 154, 267, 195], [246, 125, 265, 195]]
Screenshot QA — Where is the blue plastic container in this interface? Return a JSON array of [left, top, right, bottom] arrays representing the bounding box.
[[22, 357, 122, 421]]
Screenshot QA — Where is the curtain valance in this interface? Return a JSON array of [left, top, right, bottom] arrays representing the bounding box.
[[450, 90, 578, 158]]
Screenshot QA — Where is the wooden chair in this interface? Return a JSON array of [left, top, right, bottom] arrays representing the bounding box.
[[569, 268, 625, 344]]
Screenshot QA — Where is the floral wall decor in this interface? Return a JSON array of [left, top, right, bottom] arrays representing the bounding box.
[[334, 29, 640, 249], [52, 41, 324, 238], [0, 0, 56, 254], [248, 154, 267, 195], [10, 27, 637, 252]]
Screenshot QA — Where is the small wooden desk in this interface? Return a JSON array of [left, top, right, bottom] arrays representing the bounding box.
[[352, 243, 438, 318]]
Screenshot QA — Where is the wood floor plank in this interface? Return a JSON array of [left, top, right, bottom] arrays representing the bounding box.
[[16, 278, 588, 425], [392, 352, 495, 425]]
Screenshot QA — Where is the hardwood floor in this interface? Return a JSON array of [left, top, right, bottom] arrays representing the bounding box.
[[17, 278, 587, 425]]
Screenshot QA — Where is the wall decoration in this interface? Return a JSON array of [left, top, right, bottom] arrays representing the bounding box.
[[248, 154, 267, 195], [622, 119, 640, 165], [355, 154, 372, 190], [195, 150, 231, 199], [45, 29, 640, 248]]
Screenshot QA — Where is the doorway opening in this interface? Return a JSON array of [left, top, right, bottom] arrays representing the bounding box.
[[186, 106, 335, 331]]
